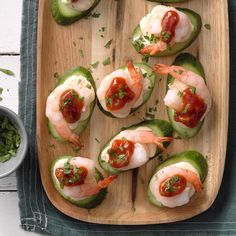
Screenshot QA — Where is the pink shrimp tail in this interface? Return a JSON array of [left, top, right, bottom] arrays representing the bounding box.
[[140, 41, 167, 55], [153, 64, 186, 80], [155, 136, 173, 151], [127, 61, 141, 81], [69, 134, 84, 148], [97, 175, 118, 189]]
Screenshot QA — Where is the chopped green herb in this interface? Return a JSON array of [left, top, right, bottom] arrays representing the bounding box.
[[161, 31, 171, 42], [190, 86, 196, 94], [91, 12, 101, 18], [117, 88, 127, 99], [53, 72, 60, 80], [142, 55, 149, 63], [102, 57, 111, 66], [177, 91, 183, 97], [0, 97, 3, 102], [86, 84, 92, 89], [0, 88, 3, 95], [105, 97, 113, 107], [142, 72, 147, 78], [95, 138, 100, 144], [90, 61, 99, 69], [0, 117, 21, 163], [204, 24, 211, 30], [104, 39, 113, 48], [79, 49, 84, 57], [174, 136, 182, 140], [0, 68, 15, 76], [72, 146, 82, 153]]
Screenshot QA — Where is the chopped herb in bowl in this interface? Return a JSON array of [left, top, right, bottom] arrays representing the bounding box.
[[0, 117, 21, 163]]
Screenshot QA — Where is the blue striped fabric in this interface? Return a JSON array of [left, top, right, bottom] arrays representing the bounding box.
[[16, 0, 236, 235]]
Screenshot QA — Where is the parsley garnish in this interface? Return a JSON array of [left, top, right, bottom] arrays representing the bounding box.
[[177, 91, 183, 97], [90, 61, 99, 69], [104, 39, 113, 48], [91, 12, 101, 18], [102, 57, 111, 66], [79, 49, 84, 58], [0, 68, 15, 76], [86, 84, 92, 89], [204, 24, 211, 30]]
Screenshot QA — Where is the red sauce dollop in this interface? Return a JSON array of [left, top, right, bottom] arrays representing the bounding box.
[[105, 77, 135, 111], [108, 139, 135, 168], [55, 166, 88, 187], [159, 174, 187, 197], [174, 88, 207, 128], [161, 10, 180, 43], [59, 89, 84, 123]]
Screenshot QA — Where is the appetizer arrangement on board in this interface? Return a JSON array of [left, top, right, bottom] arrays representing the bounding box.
[[46, 0, 213, 214], [132, 5, 202, 57], [148, 151, 208, 208], [46, 67, 96, 146], [51, 156, 116, 208], [97, 61, 156, 118], [51, 0, 101, 25], [153, 53, 211, 139], [98, 119, 173, 174]]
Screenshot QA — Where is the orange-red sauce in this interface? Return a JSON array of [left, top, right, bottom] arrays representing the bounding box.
[[105, 77, 135, 111], [161, 10, 180, 43], [159, 174, 187, 197], [59, 89, 84, 123], [108, 139, 135, 168], [55, 165, 88, 187], [174, 88, 207, 128]]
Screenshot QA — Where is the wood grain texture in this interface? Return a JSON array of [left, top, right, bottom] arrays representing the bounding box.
[[37, 0, 229, 224]]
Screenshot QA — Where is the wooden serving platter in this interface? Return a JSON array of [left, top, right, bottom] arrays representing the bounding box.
[[37, 0, 229, 224]]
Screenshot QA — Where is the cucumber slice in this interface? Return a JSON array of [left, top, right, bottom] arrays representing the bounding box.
[[132, 8, 202, 57], [98, 119, 173, 174], [51, 0, 101, 25], [97, 63, 157, 118], [148, 150, 208, 207], [51, 156, 107, 209], [47, 66, 96, 142], [166, 53, 206, 139]]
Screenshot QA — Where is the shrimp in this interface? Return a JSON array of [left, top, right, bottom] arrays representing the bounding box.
[[153, 64, 212, 117], [150, 165, 202, 208], [119, 129, 173, 151], [46, 86, 83, 147], [63, 175, 117, 200], [126, 61, 143, 105], [140, 41, 167, 55]]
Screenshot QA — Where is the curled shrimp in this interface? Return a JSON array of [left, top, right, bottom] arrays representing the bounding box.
[[153, 64, 212, 117], [119, 129, 173, 151], [46, 85, 84, 147], [64, 175, 117, 200], [140, 41, 167, 56], [157, 166, 203, 193], [126, 61, 143, 106]]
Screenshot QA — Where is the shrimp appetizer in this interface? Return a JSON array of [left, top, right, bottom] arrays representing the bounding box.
[[154, 53, 211, 139], [51, 0, 101, 25], [51, 156, 117, 208], [148, 151, 208, 208], [132, 5, 202, 57], [99, 119, 173, 175], [46, 67, 96, 146], [97, 61, 157, 118]]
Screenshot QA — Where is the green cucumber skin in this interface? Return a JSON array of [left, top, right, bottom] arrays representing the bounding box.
[[98, 119, 173, 175], [51, 156, 107, 209], [166, 53, 206, 139], [148, 151, 208, 207], [48, 67, 96, 142], [97, 63, 157, 118], [132, 8, 202, 57], [51, 0, 101, 25]]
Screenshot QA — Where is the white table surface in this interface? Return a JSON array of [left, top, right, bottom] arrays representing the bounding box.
[[0, 1, 39, 235]]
